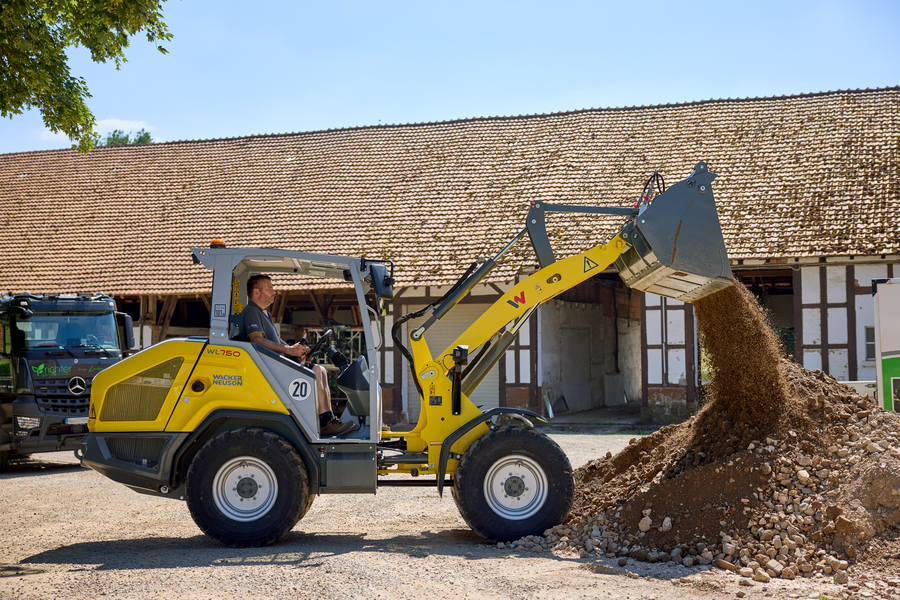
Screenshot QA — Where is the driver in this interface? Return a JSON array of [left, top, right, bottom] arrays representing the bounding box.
[[92, 320, 115, 346], [239, 275, 354, 437]]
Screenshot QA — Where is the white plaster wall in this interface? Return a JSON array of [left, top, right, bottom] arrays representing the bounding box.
[[801, 267, 821, 304], [829, 348, 850, 380], [827, 307, 848, 345], [804, 349, 822, 371], [856, 265, 889, 288], [802, 308, 821, 345], [826, 267, 846, 303]]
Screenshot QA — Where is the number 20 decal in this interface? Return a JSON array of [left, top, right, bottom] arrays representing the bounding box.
[[288, 377, 314, 402]]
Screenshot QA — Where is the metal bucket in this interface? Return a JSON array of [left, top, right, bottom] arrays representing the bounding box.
[[614, 162, 732, 302]]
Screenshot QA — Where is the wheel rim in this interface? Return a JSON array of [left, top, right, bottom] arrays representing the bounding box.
[[212, 456, 279, 522], [483, 454, 548, 520]]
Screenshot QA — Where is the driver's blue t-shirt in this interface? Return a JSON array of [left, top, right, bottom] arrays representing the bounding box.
[[239, 301, 282, 344]]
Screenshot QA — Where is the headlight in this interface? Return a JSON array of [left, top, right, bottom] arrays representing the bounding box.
[[14, 416, 42, 436]]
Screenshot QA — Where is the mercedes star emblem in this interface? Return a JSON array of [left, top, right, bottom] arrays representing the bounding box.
[[68, 376, 87, 395]]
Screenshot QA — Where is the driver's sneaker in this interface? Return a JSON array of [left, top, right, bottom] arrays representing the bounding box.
[[321, 419, 355, 437]]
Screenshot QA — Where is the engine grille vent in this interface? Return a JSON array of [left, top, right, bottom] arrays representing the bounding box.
[[99, 357, 184, 421], [105, 437, 166, 469]]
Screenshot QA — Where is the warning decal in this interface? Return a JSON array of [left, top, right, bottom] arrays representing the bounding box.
[[584, 257, 599, 272]]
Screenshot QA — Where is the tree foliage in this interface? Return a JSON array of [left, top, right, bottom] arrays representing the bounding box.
[[94, 128, 152, 146], [0, 0, 172, 153]]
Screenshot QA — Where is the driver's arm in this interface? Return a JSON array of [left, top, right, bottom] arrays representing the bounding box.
[[247, 332, 309, 358]]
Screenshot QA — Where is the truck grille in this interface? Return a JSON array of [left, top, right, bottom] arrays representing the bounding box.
[[105, 437, 166, 470], [34, 378, 92, 416]]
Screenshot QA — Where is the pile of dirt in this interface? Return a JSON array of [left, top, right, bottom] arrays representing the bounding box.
[[512, 281, 900, 587]]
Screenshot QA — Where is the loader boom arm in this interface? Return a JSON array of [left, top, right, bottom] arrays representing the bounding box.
[[402, 161, 732, 406], [440, 236, 627, 360]]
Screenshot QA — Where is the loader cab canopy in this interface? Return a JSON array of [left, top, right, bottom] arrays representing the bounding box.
[[189, 245, 393, 342]]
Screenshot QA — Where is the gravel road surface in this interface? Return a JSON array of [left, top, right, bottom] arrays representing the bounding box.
[[0, 427, 842, 599]]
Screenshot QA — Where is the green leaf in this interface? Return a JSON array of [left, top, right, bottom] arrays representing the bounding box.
[[0, 0, 173, 153]]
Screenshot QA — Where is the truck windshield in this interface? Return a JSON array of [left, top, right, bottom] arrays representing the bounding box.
[[13, 312, 118, 350]]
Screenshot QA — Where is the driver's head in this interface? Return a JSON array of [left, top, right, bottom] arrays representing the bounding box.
[[247, 275, 276, 309]]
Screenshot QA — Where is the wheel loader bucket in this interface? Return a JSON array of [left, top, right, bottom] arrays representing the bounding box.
[[614, 162, 732, 303]]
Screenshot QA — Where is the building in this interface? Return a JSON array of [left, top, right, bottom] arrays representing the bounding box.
[[1, 87, 897, 424]]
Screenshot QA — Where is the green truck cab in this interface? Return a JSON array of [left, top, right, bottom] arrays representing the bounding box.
[[0, 293, 133, 470]]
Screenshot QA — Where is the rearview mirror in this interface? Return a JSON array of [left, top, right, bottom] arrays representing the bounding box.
[[116, 312, 135, 350], [369, 264, 394, 300]]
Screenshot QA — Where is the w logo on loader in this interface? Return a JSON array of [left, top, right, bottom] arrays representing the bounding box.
[[507, 291, 526, 309]]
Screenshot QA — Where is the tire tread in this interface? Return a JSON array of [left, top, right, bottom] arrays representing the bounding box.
[[186, 427, 309, 548], [453, 426, 574, 542]]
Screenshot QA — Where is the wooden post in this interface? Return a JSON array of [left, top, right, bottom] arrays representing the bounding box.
[[159, 296, 179, 341], [137, 295, 148, 349], [274, 292, 288, 324], [149, 294, 159, 344], [308, 292, 324, 320]]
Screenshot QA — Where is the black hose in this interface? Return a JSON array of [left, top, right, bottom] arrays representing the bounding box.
[[638, 170, 667, 206], [391, 257, 485, 400], [392, 306, 430, 400]]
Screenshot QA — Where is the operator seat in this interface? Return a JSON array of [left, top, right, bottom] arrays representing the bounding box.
[[336, 355, 370, 417]]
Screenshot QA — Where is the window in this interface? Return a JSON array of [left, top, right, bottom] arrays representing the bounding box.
[[865, 326, 876, 361], [13, 311, 119, 349]]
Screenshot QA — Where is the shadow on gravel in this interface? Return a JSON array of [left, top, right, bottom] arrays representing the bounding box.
[[0, 460, 84, 479], [21, 527, 487, 571], [540, 425, 660, 436], [0, 564, 46, 578]]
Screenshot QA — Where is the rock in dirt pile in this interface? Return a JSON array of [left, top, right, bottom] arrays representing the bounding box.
[[512, 281, 900, 587]]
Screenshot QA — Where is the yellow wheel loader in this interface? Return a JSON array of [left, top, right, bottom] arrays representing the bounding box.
[[81, 162, 732, 547]]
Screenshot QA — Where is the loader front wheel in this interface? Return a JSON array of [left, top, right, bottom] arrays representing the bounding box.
[[453, 426, 574, 542], [186, 428, 309, 547]]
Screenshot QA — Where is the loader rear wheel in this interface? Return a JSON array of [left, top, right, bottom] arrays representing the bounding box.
[[186, 427, 309, 547], [453, 426, 574, 542]]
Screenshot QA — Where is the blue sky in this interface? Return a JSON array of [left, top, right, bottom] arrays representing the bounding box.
[[2, 0, 898, 154]]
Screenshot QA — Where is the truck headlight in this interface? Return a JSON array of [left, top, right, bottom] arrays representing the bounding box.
[[14, 416, 42, 436]]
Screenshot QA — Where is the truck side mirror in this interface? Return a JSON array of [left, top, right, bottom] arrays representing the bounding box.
[[116, 312, 135, 351], [369, 264, 394, 300]]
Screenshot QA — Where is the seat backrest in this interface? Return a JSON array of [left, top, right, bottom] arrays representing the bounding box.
[[337, 355, 370, 417]]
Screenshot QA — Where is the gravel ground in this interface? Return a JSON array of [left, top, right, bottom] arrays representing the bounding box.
[[0, 427, 844, 599]]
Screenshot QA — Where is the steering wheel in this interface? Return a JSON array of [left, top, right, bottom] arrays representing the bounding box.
[[306, 329, 333, 358]]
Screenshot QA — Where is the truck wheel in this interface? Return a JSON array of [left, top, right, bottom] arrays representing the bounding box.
[[0, 450, 7, 472], [453, 426, 574, 542], [186, 428, 309, 548]]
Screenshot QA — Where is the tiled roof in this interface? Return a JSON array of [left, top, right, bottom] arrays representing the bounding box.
[[1, 87, 898, 295]]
